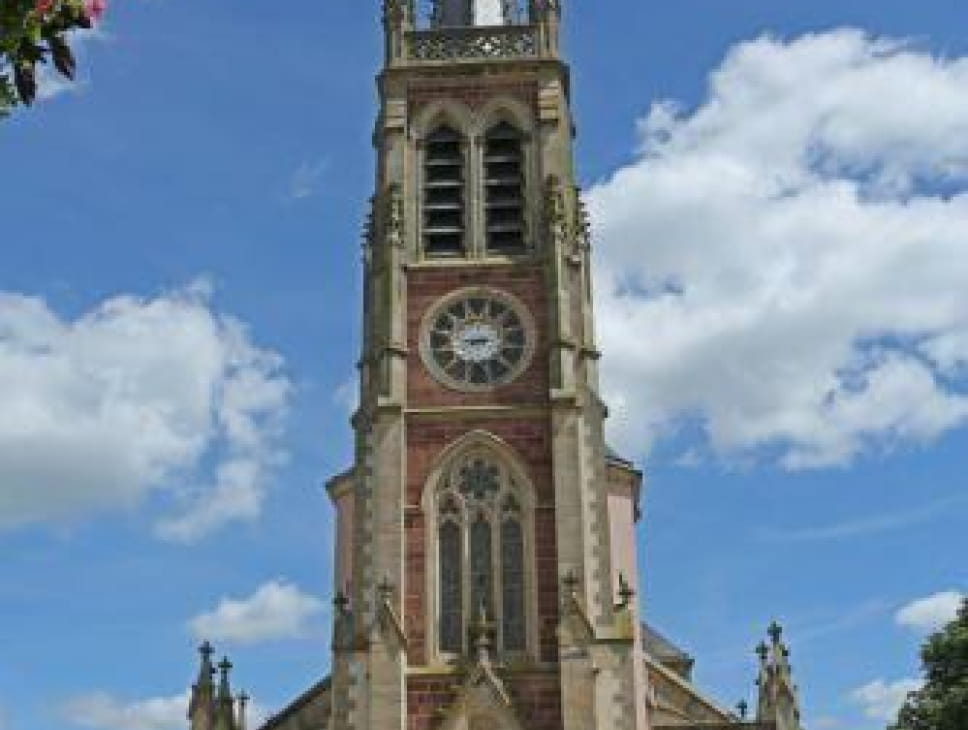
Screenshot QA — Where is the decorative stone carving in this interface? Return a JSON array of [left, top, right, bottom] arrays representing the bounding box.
[[408, 25, 538, 61], [383, 0, 407, 27], [386, 184, 405, 249], [544, 175, 567, 252], [332, 591, 356, 653], [459, 459, 501, 501], [575, 190, 592, 251]]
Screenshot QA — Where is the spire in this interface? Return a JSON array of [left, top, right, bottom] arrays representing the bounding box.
[[217, 657, 233, 700], [236, 692, 249, 730], [382, 0, 413, 64], [755, 623, 803, 730], [736, 699, 749, 721], [214, 657, 237, 730], [189, 643, 216, 730]]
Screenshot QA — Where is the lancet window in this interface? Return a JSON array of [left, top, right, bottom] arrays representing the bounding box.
[[434, 451, 530, 657], [423, 125, 467, 256]]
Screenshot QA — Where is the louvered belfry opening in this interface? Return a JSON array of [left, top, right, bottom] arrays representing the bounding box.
[[423, 125, 466, 256], [484, 121, 526, 255]]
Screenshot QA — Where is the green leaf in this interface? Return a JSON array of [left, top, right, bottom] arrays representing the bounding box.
[[50, 33, 75, 79], [13, 59, 35, 105], [0, 74, 16, 118], [892, 598, 968, 730]]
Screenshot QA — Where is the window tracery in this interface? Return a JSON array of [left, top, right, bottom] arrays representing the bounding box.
[[417, 111, 531, 260], [434, 448, 531, 658]]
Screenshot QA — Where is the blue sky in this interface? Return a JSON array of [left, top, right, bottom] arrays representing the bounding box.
[[2, 2, 967, 730]]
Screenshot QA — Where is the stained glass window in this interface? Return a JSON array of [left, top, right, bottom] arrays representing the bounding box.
[[470, 514, 493, 618], [436, 453, 530, 657], [459, 459, 500, 501], [439, 520, 463, 652], [501, 517, 526, 651]]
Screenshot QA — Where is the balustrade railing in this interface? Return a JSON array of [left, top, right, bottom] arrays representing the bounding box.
[[406, 24, 539, 62]]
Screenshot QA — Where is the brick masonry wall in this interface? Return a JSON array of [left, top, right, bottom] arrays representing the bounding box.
[[404, 264, 561, 730], [506, 673, 564, 730], [406, 673, 563, 730], [405, 415, 559, 665], [407, 676, 455, 730], [404, 264, 560, 666], [407, 265, 550, 409]]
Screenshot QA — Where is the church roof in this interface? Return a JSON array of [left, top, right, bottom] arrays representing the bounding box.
[[258, 676, 331, 730], [606, 445, 635, 468], [641, 622, 694, 666]]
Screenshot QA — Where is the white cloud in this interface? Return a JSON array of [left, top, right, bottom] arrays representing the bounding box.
[[850, 678, 920, 722], [333, 374, 359, 416], [288, 159, 327, 200], [64, 691, 189, 730], [810, 718, 843, 730], [188, 580, 324, 644], [589, 29, 968, 468], [0, 282, 289, 541], [36, 28, 106, 102], [64, 691, 267, 730], [896, 590, 965, 632]]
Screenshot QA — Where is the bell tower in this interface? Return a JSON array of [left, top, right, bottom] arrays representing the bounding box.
[[325, 2, 652, 728]]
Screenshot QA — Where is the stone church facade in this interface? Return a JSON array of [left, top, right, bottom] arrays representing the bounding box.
[[185, 2, 805, 729]]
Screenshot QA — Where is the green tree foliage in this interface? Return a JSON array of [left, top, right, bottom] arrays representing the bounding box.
[[0, 0, 106, 117], [891, 598, 968, 730]]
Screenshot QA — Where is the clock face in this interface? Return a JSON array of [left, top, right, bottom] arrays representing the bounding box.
[[421, 289, 534, 391]]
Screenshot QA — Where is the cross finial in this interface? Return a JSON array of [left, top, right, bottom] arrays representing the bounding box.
[[470, 596, 494, 661], [756, 641, 769, 664], [334, 590, 350, 614], [737, 699, 748, 719], [768, 620, 783, 646], [194, 641, 216, 689], [217, 657, 233, 699], [617, 573, 635, 608], [562, 570, 579, 594], [378, 576, 394, 602]]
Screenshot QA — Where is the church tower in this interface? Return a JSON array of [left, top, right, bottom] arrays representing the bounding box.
[[178, 5, 809, 730], [324, 2, 653, 729]]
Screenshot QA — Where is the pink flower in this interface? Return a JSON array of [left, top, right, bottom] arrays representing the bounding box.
[[35, 0, 55, 14], [84, 0, 107, 22]]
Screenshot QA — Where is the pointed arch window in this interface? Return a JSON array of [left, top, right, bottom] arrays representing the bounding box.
[[484, 121, 526, 255], [438, 495, 464, 653], [433, 450, 532, 658], [501, 496, 526, 651], [470, 514, 493, 616], [423, 125, 466, 257]]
